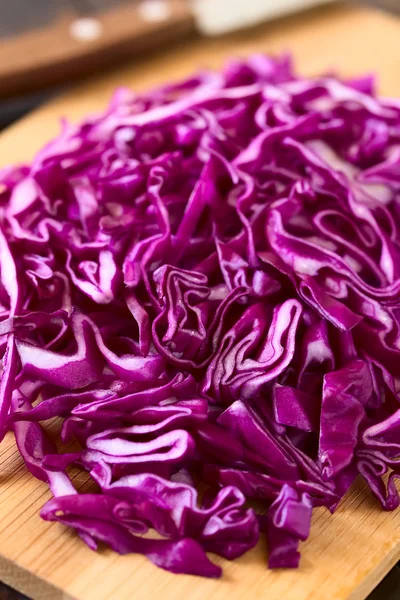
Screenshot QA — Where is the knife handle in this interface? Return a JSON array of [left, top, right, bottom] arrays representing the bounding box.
[[0, 0, 195, 99]]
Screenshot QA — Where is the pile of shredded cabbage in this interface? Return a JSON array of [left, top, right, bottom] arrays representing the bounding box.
[[1, 55, 400, 576]]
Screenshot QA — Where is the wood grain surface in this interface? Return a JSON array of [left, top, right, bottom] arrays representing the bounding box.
[[0, 4, 400, 600]]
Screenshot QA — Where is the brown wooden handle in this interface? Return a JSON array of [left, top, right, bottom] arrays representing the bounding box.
[[0, 1, 195, 99]]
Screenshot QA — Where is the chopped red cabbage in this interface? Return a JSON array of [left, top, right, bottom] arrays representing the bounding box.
[[1, 54, 400, 576]]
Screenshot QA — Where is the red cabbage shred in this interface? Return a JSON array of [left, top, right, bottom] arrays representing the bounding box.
[[1, 55, 400, 576]]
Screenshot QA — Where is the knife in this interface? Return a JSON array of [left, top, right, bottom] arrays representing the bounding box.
[[0, 0, 337, 99]]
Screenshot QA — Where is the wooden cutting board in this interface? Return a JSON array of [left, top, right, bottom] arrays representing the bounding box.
[[0, 4, 400, 600]]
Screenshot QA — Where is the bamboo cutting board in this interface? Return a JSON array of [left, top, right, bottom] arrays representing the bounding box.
[[1, 4, 400, 600]]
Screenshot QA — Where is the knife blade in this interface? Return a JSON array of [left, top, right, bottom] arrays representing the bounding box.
[[0, 0, 339, 99]]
